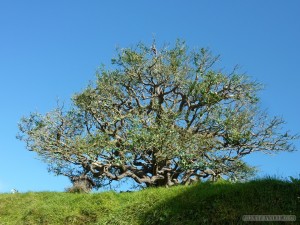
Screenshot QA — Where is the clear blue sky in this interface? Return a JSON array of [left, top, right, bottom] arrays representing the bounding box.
[[0, 0, 299, 192]]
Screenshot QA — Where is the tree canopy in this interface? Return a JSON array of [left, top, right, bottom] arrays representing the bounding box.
[[18, 40, 298, 190]]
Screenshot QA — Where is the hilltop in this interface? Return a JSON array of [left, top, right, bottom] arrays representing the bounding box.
[[0, 178, 299, 224]]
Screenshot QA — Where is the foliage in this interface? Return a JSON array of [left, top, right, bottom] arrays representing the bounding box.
[[0, 178, 299, 224], [17, 40, 298, 189]]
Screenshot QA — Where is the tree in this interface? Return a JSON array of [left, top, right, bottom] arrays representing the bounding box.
[[18, 40, 298, 190]]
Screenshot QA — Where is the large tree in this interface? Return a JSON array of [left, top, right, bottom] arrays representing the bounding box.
[[18, 40, 298, 190]]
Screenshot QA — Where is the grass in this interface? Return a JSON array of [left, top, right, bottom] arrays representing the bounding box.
[[0, 178, 299, 224]]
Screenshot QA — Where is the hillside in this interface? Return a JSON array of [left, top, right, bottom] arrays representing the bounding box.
[[0, 178, 299, 224]]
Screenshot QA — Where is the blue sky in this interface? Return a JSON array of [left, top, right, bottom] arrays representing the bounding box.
[[0, 0, 299, 192]]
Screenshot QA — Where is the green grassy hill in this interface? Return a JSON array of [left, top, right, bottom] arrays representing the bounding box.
[[0, 178, 299, 225]]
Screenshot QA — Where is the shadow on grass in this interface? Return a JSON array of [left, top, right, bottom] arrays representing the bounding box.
[[140, 179, 300, 225]]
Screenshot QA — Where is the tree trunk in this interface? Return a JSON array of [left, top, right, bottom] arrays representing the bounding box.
[[71, 175, 95, 193]]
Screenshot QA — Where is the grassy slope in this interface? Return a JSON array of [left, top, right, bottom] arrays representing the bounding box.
[[0, 178, 299, 225]]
